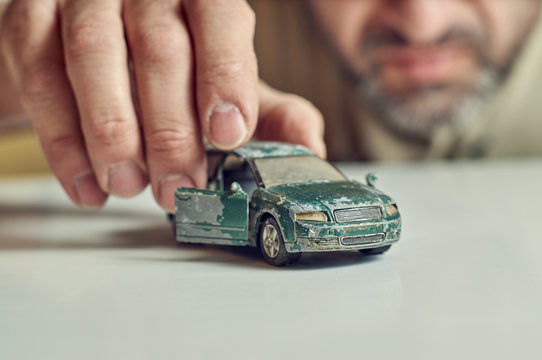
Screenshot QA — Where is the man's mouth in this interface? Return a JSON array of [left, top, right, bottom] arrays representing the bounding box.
[[374, 46, 474, 88], [356, 26, 500, 139]]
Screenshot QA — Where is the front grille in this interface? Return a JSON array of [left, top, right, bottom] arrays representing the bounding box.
[[334, 206, 382, 223], [340, 233, 385, 246]]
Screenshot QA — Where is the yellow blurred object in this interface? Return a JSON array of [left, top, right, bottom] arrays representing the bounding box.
[[0, 128, 51, 178]]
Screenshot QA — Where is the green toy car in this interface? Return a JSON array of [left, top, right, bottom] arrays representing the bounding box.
[[172, 142, 401, 266]]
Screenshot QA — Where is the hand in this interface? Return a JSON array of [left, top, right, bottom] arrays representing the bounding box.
[[0, 0, 325, 212]]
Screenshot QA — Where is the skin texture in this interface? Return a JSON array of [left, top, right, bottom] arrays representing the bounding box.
[[0, 0, 325, 212], [309, 0, 542, 138], [0, 0, 540, 211]]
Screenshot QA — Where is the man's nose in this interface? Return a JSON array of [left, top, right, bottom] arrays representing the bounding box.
[[380, 0, 453, 45]]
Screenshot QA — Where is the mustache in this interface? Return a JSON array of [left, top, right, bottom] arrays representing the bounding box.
[[362, 26, 489, 52]]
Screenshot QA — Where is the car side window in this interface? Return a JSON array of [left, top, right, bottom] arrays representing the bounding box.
[[222, 155, 258, 197]]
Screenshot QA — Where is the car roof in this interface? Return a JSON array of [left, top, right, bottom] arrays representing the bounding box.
[[209, 141, 315, 160]]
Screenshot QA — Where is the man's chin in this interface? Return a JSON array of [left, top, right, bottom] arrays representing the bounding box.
[[358, 70, 500, 140], [365, 91, 479, 140]]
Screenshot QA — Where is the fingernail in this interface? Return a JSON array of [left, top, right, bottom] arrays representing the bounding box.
[[108, 161, 148, 197], [73, 171, 108, 210], [159, 174, 195, 212], [209, 102, 247, 150]]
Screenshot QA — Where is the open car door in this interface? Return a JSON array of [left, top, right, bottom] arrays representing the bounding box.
[[174, 183, 249, 246]]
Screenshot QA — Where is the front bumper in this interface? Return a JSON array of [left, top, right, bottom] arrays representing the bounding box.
[[286, 217, 401, 253]]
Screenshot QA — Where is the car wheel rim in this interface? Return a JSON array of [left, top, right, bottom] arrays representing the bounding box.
[[263, 224, 280, 258]]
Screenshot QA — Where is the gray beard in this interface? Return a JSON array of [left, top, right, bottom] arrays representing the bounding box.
[[357, 68, 501, 140]]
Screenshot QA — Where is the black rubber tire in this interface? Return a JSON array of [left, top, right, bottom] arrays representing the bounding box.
[[259, 217, 301, 266], [360, 245, 391, 255]]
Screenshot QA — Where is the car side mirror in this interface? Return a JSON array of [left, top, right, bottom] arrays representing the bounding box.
[[366, 173, 378, 188], [230, 182, 243, 192]]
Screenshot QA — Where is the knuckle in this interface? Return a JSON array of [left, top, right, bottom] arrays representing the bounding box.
[[65, 21, 116, 59], [200, 59, 247, 84], [85, 116, 136, 147], [132, 24, 190, 64], [145, 126, 199, 158]]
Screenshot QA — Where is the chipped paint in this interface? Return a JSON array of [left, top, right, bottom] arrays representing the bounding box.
[[176, 189, 224, 225], [175, 187, 248, 245], [173, 141, 402, 265], [232, 141, 314, 159], [265, 181, 395, 211]]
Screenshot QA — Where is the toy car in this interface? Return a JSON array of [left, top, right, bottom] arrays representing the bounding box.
[[171, 142, 401, 266]]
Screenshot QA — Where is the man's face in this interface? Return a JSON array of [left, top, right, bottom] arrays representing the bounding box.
[[309, 0, 541, 139]]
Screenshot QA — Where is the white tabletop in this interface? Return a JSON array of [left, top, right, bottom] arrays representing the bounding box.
[[1, 159, 541, 360]]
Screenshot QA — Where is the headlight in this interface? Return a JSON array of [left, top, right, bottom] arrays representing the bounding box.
[[385, 204, 398, 216], [295, 211, 329, 222]]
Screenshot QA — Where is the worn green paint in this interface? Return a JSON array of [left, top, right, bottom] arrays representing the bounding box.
[[247, 181, 401, 253], [174, 141, 402, 257], [175, 187, 248, 246]]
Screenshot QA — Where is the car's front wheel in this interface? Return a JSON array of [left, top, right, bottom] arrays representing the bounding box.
[[259, 217, 301, 266]]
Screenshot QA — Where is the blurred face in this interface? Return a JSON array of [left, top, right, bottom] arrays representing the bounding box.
[[309, 0, 541, 139]]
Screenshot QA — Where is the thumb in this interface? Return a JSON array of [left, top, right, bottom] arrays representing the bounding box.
[[256, 80, 326, 158]]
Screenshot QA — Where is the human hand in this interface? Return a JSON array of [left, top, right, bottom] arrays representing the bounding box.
[[0, 0, 325, 212]]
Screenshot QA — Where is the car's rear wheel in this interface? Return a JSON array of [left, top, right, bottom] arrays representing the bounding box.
[[259, 217, 301, 266], [360, 245, 391, 255]]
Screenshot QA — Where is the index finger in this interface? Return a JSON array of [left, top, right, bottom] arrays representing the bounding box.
[[183, 0, 258, 150]]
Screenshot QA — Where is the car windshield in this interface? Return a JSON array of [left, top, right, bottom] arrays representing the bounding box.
[[254, 156, 346, 188]]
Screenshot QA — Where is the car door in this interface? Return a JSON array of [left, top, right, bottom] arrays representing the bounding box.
[[174, 183, 249, 246]]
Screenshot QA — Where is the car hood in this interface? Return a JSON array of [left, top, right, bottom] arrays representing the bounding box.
[[267, 181, 394, 212]]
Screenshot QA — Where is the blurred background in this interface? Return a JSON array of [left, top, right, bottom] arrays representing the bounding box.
[[1, 0, 541, 178]]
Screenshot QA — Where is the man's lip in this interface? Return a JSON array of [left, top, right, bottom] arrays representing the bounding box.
[[375, 47, 468, 84]]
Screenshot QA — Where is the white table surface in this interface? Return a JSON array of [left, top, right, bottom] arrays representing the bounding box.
[[1, 159, 541, 360]]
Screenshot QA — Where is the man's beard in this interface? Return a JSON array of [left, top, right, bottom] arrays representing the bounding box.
[[357, 27, 506, 140], [358, 66, 501, 140]]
